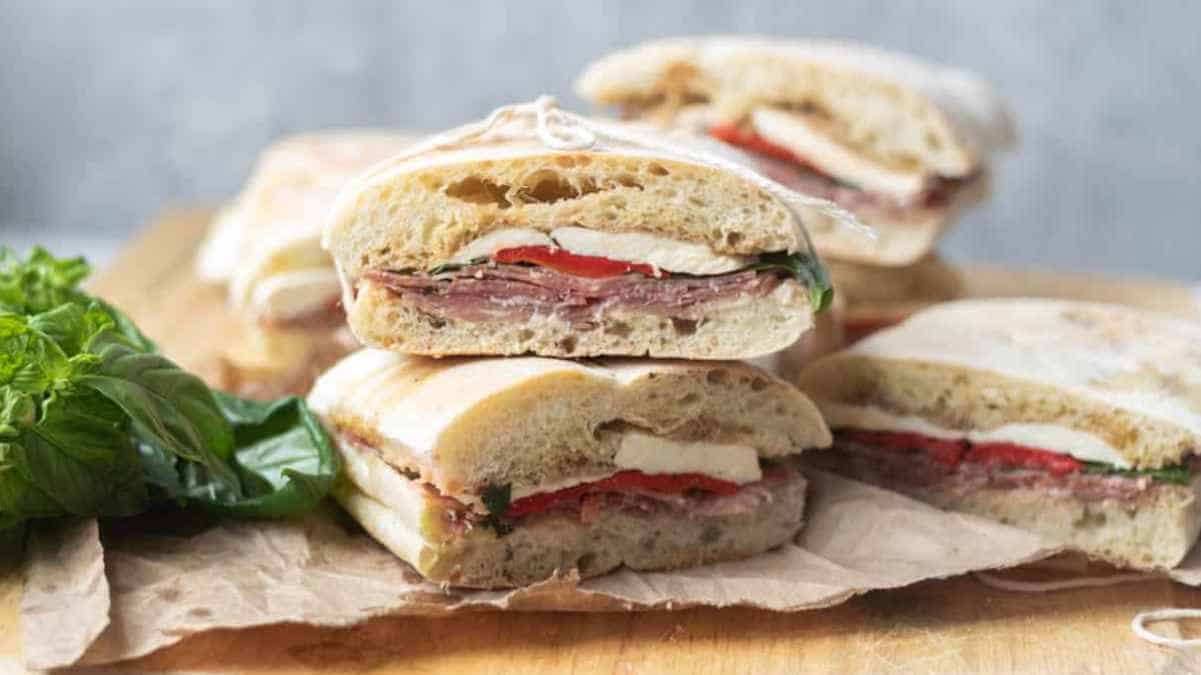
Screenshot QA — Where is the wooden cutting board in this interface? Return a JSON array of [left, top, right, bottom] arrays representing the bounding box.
[[4, 209, 1201, 674]]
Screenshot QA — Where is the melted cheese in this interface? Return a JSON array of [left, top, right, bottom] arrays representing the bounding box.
[[449, 228, 555, 263], [248, 268, 341, 321], [614, 431, 763, 484], [550, 226, 752, 274], [506, 431, 764, 503], [337, 440, 432, 563], [750, 107, 927, 201], [832, 405, 1133, 468], [446, 227, 753, 275]]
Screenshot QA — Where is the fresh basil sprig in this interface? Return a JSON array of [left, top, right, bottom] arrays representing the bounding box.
[[1082, 461, 1192, 485], [480, 483, 513, 536], [0, 247, 340, 539], [746, 251, 834, 313]]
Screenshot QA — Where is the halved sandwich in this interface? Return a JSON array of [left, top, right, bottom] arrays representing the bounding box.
[[826, 254, 963, 342], [194, 131, 417, 396], [322, 97, 858, 360], [308, 350, 831, 588], [797, 299, 1201, 570], [576, 36, 1015, 267], [198, 130, 418, 328]]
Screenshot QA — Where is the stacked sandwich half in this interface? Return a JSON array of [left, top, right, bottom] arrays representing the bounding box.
[[797, 299, 1201, 570], [577, 36, 1016, 339], [308, 98, 856, 588], [196, 131, 417, 397]]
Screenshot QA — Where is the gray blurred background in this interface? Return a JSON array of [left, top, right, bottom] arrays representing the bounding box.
[[1, 1, 1198, 279]]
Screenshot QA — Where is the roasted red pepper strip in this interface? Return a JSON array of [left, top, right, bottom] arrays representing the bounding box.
[[843, 430, 966, 467], [493, 245, 660, 278], [504, 470, 740, 519], [965, 442, 1084, 476], [709, 123, 809, 165], [841, 430, 1085, 475]]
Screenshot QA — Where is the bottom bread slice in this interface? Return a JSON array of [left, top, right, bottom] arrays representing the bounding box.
[[334, 450, 808, 588], [806, 446, 1201, 570]]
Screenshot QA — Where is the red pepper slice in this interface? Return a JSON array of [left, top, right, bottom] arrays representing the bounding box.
[[709, 123, 809, 165], [493, 245, 660, 278], [965, 442, 1084, 476], [841, 430, 1085, 475], [843, 430, 966, 467], [504, 470, 740, 519]]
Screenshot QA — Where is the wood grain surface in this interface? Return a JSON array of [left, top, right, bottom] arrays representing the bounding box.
[[4, 209, 1201, 674]]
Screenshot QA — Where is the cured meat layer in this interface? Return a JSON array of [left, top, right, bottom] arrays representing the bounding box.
[[366, 264, 783, 323]]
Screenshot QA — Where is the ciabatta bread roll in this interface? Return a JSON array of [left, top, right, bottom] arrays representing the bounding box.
[[322, 97, 861, 360], [309, 350, 830, 588], [797, 299, 1201, 569], [576, 37, 1015, 266]]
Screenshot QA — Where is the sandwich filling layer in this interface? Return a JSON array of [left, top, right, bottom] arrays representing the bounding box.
[[338, 430, 796, 536], [813, 429, 1195, 504], [357, 227, 831, 323], [367, 266, 783, 324], [708, 120, 974, 221]]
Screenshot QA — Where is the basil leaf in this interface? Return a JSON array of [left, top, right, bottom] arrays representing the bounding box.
[[0, 246, 154, 351], [204, 392, 340, 518], [0, 247, 90, 316], [0, 246, 340, 532], [1083, 461, 1193, 485], [2, 386, 146, 519], [0, 389, 63, 520], [80, 332, 241, 494], [481, 483, 511, 515], [746, 251, 834, 313], [427, 262, 467, 275], [479, 483, 514, 535]]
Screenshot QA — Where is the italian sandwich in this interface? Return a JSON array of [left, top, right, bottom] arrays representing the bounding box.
[[194, 131, 417, 396], [576, 36, 1015, 267], [797, 299, 1201, 570], [309, 350, 831, 588], [198, 130, 418, 328], [322, 97, 861, 360], [825, 254, 964, 342]]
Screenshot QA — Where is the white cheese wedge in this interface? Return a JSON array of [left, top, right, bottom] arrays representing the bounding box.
[[449, 228, 555, 263], [504, 432, 762, 503], [550, 226, 752, 275], [614, 431, 763, 484], [750, 107, 927, 202], [508, 471, 625, 502], [248, 268, 342, 322], [506, 431, 763, 502], [829, 405, 1133, 468], [447, 226, 754, 275], [337, 441, 433, 563]]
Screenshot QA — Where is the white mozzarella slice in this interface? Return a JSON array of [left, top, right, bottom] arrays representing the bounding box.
[[614, 431, 763, 484], [831, 405, 1133, 468], [550, 226, 752, 275], [249, 268, 341, 322], [751, 107, 927, 202], [449, 228, 554, 263]]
